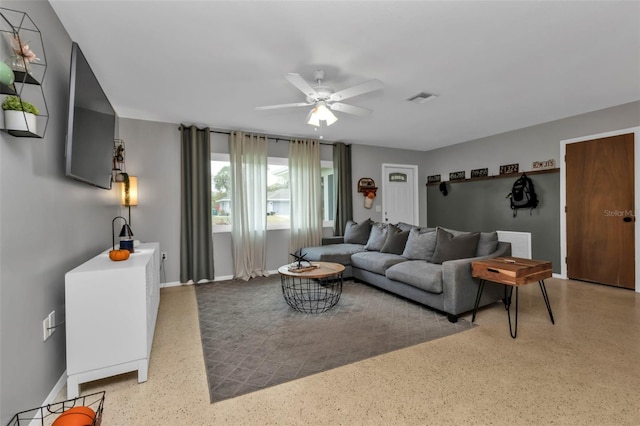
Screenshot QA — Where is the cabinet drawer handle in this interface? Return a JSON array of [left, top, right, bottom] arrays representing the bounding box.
[[487, 268, 500, 273]]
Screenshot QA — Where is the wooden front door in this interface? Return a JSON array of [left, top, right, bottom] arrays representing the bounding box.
[[566, 133, 635, 289]]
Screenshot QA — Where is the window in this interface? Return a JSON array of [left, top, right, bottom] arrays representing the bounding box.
[[211, 154, 333, 232]]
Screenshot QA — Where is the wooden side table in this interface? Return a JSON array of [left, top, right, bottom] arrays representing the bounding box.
[[471, 257, 554, 338]]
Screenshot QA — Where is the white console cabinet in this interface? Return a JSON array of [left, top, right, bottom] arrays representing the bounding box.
[[65, 242, 160, 398]]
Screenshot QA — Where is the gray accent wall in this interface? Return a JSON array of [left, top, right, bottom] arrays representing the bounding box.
[[427, 172, 561, 272], [0, 1, 118, 423], [423, 101, 640, 274]]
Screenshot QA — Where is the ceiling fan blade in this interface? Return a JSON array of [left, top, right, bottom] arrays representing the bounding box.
[[330, 79, 383, 102], [255, 102, 313, 111], [285, 73, 320, 99], [329, 102, 372, 116]]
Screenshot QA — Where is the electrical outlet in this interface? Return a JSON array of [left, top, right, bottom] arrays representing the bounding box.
[[43, 317, 49, 341], [48, 311, 55, 338], [161, 252, 167, 261]]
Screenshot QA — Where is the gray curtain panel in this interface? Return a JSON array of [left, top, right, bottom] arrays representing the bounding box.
[[179, 125, 215, 283], [333, 142, 353, 236]]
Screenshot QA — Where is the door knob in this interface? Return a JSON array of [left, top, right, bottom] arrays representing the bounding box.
[[623, 216, 634, 222]]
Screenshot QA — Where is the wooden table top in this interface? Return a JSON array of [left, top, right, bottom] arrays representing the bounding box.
[[278, 261, 346, 278], [472, 256, 552, 286]]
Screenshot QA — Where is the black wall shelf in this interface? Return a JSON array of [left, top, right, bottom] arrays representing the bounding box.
[[426, 168, 559, 186]]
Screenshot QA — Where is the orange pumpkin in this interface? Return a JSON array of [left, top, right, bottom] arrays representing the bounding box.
[[52, 406, 95, 426], [109, 249, 130, 261]]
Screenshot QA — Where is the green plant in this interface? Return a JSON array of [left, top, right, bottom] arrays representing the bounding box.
[[2, 95, 39, 115]]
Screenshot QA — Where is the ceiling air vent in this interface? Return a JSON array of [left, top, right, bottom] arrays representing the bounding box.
[[407, 92, 438, 104]]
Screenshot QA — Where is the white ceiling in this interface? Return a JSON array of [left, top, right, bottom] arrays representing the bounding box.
[[49, 0, 640, 151]]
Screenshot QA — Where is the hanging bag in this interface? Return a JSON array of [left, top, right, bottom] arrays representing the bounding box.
[[507, 173, 538, 217]]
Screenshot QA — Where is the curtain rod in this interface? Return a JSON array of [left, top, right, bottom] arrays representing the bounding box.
[[178, 125, 339, 146], [210, 129, 337, 146]]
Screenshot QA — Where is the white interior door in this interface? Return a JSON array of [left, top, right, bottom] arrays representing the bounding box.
[[382, 164, 419, 225]]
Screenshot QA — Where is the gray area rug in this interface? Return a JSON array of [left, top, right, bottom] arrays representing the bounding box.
[[195, 276, 474, 403]]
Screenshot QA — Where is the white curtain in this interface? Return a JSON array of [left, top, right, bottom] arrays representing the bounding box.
[[289, 139, 323, 254], [230, 131, 269, 280]]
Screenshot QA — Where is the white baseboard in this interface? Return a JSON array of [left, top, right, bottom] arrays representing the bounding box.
[[28, 371, 67, 426], [213, 275, 234, 282]]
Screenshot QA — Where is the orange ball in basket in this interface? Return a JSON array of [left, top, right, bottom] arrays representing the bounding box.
[[52, 406, 96, 426]]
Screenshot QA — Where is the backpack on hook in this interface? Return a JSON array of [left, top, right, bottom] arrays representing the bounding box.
[[507, 173, 538, 217]]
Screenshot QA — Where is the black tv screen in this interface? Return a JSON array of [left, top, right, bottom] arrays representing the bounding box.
[[64, 42, 115, 190]]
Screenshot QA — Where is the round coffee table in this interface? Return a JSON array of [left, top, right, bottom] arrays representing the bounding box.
[[278, 261, 345, 313]]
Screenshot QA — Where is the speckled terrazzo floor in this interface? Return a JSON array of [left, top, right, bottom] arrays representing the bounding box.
[[63, 278, 640, 425]]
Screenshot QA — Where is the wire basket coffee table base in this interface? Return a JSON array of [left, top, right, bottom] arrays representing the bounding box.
[[278, 262, 345, 314], [281, 275, 343, 313]]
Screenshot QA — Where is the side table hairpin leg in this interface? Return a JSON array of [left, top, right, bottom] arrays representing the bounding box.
[[504, 280, 555, 339], [504, 286, 519, 339], [471, 279, 486, 322], [538, 280, 555, 324]]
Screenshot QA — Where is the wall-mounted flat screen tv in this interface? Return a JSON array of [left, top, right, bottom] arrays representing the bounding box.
[[64, 42, 115, 190]]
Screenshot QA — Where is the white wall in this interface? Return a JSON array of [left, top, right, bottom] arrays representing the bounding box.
[[0, 1, 119, 422]]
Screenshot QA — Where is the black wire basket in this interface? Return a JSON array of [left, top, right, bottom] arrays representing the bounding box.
[[6, 391, 104, 426]]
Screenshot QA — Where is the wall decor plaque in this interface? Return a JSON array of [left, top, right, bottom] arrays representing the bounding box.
[[499, 163, 519, 175], [532, 159, 555, 170], [470, 168, 489, 178], [449, 171, 466, 181], [427, 174, 441, 184]]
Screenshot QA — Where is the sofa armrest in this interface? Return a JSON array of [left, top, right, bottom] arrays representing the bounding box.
[[322, 236, 345, 245], [441, 242, 512, 315]]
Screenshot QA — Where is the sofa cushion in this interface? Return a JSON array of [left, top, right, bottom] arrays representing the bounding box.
[[385, 261, 444, 294], [431, 228, 480, 264], [402, 227, 438, 261], [351, 251, 407, 275], [365, 222, 389, 251], [395, 222, 416, 232], [380, 225, 410, 255], [344, 219, 373, 244], [301, 243, 365, 265], [476, 231, 499, 256]]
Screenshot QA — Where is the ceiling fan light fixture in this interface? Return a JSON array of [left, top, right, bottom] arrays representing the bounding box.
[[307, 109, 320, 127], [307, 102, 338, 127]]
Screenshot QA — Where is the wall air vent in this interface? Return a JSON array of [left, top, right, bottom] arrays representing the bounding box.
[[407, 92, 438, 104]]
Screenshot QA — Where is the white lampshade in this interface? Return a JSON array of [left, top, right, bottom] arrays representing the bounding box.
[[121, 176, 138, 206], [307, 102, 338, 127]]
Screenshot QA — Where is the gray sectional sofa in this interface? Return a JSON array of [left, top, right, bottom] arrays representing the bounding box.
[[302, 219, 511, 322]]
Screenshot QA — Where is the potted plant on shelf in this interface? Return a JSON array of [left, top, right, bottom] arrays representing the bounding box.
[[2, 95, 39, 133]]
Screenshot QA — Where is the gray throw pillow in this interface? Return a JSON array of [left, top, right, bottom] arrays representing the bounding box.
[[402, 227, 438, 261], [344, 219, 373, 245], [476, 231, 499, 256], [431, 228, 480, 264], [380, 225, 410, 255], [395, 222, 416, 233], [365, 222, 388, 251]]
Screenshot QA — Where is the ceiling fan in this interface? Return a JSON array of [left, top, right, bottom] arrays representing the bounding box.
[[256, 70, 383, 127]]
